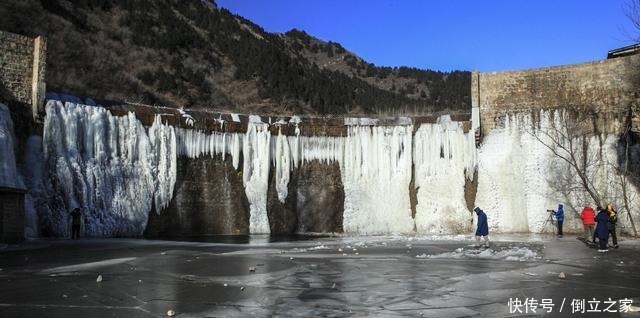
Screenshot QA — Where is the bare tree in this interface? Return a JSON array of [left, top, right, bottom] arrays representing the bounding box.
[[626, 0, 640, 41], [610, 124, 640, 236], [528, 109, 606, 207], [527, 108, 639, 236]]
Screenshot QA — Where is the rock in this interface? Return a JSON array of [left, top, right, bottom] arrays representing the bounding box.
[[558, 272, 566, 279], [167, 309, 175, 316], [332, 282, 336, 289], [338, 248, 343, 252], [290, 257, 294, 260], [223, 283, 228, 287], [96, 275, 103, 283], [248, 266, 256, 272], [355, 252, 359, 256], [161, 252, 167, 255], [240, 286, 245, 291]]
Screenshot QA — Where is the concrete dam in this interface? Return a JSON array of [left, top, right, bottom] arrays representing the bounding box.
[[1, 30, 639, 240]]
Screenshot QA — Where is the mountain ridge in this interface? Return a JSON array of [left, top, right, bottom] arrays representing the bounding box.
[[0, 0, 470, 115]]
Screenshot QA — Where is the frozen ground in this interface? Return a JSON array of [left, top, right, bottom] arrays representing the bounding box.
[[1, 235, 640, 317]]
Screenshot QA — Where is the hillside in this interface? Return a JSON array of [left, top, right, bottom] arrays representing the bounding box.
[[0, 0, 470, 115]]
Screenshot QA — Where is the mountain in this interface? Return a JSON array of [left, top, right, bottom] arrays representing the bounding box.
[[0, 0, 470, 115]]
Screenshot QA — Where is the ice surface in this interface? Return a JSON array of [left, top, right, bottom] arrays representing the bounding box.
[[0, 103, 24, 189], [42, 101, 177, 237]]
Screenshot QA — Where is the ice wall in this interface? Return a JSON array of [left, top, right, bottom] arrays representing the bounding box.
[[22, 136, 47, 238], [414, 116, 477, 233], [158, 116, 478, 235], [341, 126, 415, 234], [242, 122, 271, 234], [40, 100, 479, 236], [0, 103, 24, 189], [475, 110, 640, 233], [43, 101, 177, 237]]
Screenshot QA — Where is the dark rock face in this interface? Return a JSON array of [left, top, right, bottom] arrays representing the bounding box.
[[267, 160, 344, 234], [293, 161, 344, 233], [266, 168, 298, 235], [144, 155, 250, 237]]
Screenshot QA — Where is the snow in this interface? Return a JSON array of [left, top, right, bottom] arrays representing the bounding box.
[[42, 101, 177, 237], [0, 103, 24, 189], [416, 246, 540, 262], [344, 117, 379, 126], [178, 108, 195, 126]]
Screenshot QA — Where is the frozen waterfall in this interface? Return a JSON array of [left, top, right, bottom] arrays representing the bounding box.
[[475, 110, 640, 233], [0, 103, 24, 189], [43, 101, 177, 237], [39, 101, 479, 236]]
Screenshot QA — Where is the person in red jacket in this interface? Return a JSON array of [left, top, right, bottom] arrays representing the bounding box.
[[580, 205, 596, 243]]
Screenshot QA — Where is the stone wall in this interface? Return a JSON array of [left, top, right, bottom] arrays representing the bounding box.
[[0, 30, 46, 121], [144, 155, 250, 237], [472, 54, 640, 136]]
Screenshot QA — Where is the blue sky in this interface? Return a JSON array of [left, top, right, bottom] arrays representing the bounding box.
[[216, 0, 638, 72]]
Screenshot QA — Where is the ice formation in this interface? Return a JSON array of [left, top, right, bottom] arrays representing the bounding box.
[[43, 101, 177, 236], [475, 110, 640, 233], [22, 136, 47, 238], [172, 117, 477, 234], [0, 103, 24, 189], [413, 116, 477, 233], [37, 98, 637, 237], [341, 126, 415, 234], [243, 122, 271, 233]]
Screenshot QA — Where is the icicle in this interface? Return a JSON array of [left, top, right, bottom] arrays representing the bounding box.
[[242, 122, 271, 234], [275, 128, 290, 202], [42, 101, 178, 237]]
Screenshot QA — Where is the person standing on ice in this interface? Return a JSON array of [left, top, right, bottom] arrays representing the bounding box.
[[551, 204, 564, 237], [606, 203, 619, 249], [595, 207, 610, 252], [70, 207, 82, 240], [580, 205, 596, 243], [473, 207, 490, 247]]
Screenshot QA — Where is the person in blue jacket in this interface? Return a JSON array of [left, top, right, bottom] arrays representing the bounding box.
[[473, 207, 490, 247], [595, 207, 610, 252], [552, 204, 564, 237]]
